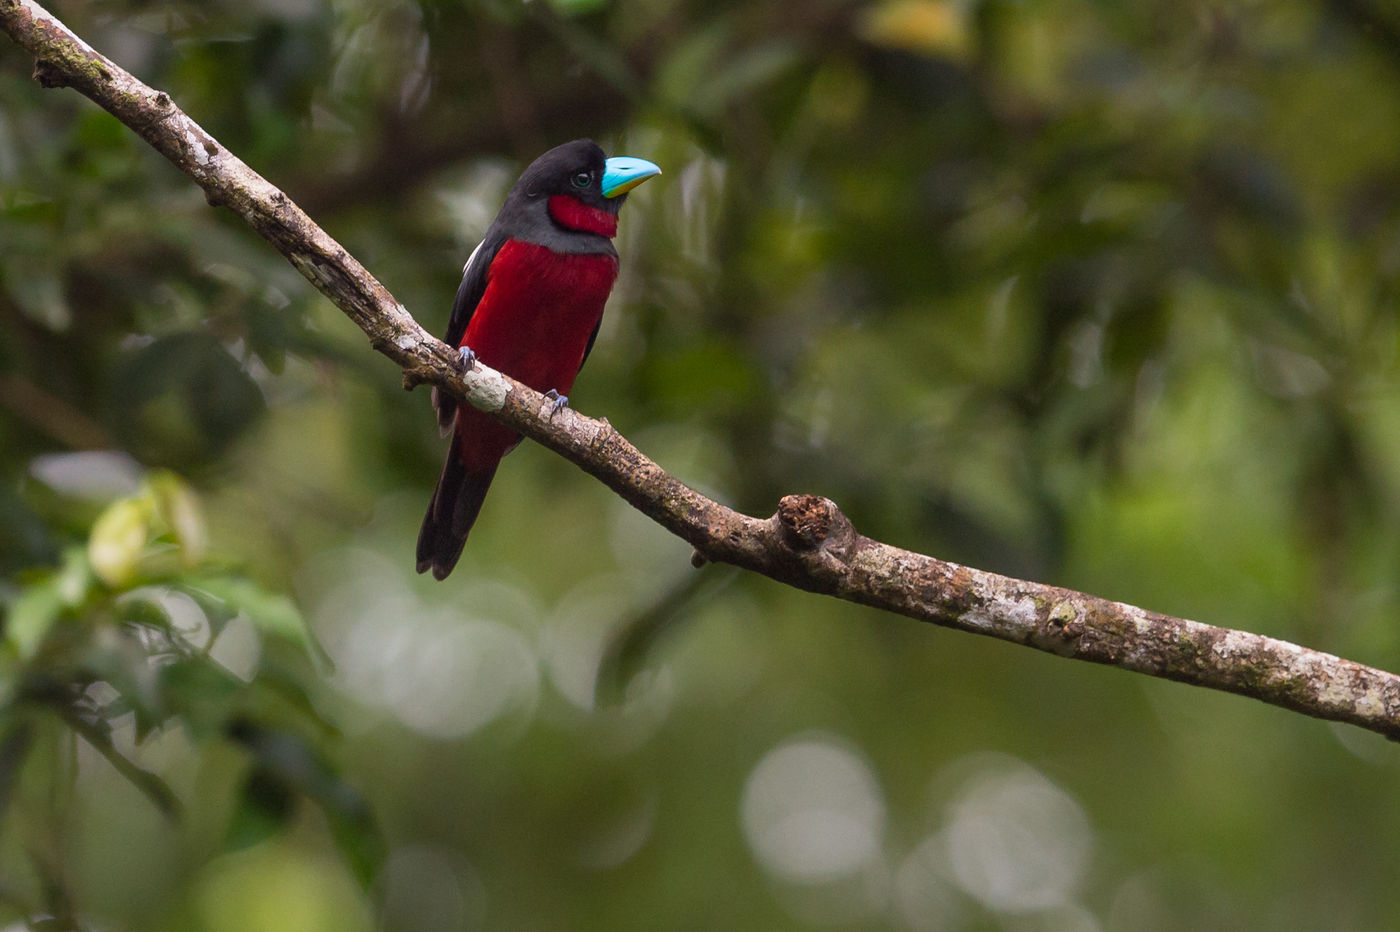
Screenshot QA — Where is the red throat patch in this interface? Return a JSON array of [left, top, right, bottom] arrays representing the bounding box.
[[547, 195, 618, 237]]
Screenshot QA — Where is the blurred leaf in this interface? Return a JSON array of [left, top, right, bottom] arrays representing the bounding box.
[[52, 545, 95, 605], [180, 575, 328, 668], [114, 593, 174, 631], [859, 0, 973, 59], [5, 263, 70, 330], [229, 721, 384, 887], [249, 659, 340, 740], [148, 471, 207, 566], [156, 655, 243, 739], [76, 627, 169, 738], [224, 764, 297, 854], [6, 577, 64, 661], [596, 569, 736, 704], [325, 802, 385, 892], [61, 706, 181, 819], [88, 497, 152, 588]]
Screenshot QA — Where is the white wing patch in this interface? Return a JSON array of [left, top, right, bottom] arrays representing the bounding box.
[[463, 239, 486, 277], [436, 238, 490, 439]]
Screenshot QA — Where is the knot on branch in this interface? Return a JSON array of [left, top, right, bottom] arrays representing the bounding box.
[[777, 494, 848, 550], [761, 495, 859, 593], [776, 494, 855, 558]]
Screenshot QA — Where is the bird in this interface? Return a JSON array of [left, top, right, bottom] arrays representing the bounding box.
[[416, 139, 661, 580]]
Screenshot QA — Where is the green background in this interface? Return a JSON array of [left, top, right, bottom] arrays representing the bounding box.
[[4, 0, 1400, 928]]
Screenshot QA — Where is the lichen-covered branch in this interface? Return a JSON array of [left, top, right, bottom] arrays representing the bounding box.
[[5, 0, 1400, 740]]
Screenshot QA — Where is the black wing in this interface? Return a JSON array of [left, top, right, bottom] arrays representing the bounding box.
[[433, 231, 506, 435], [579, 319, 603, 373]]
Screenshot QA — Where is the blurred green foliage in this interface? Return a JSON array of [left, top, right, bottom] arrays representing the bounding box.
[[5, 0, 1400, 928]]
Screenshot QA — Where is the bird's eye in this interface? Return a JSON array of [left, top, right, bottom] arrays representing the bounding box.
[[572, 171, 593, 188]]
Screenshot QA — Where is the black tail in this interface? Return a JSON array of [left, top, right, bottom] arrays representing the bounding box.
[[416, 452, 499, 580]]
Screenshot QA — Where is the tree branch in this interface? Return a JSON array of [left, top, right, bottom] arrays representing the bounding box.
[[5, 0, 1400, 740]]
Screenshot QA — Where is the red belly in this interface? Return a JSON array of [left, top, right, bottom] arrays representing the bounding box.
[[455, 239, 618, 469]]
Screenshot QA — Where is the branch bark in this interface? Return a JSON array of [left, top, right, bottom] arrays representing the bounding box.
[[5, 0, 1400, 740]]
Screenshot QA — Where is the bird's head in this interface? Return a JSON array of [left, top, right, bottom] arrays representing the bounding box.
[[510, 139, 661, 237]]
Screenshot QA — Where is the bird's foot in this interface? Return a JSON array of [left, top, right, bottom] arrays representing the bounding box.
[[543, 389, 569, 419], [457, 345, 478, 371]]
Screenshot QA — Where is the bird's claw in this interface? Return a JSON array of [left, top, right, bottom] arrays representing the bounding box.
[[543, 389, 569, 418], [457, 345, 477, 371]]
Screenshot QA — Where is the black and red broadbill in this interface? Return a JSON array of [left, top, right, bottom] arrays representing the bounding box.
[[417, 139, 661, 580]]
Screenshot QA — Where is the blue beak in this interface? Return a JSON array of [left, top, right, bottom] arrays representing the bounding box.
[[602, 156, 661, 198]]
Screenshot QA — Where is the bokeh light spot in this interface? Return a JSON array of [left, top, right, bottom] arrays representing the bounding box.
[[310, 548, 540, 738], [741, 733, 887, 884], [943, 755, 1092, 913]]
